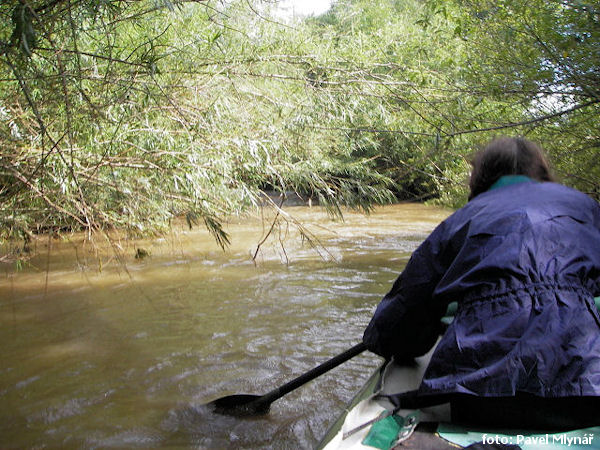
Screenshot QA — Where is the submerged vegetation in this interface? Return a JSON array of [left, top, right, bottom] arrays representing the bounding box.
[[1, 0, 598, 258]]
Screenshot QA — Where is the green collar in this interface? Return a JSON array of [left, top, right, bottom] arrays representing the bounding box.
[[489, 175, 534, 192]]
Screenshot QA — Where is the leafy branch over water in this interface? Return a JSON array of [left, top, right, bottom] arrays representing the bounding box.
[[1, 0, 598, 261]]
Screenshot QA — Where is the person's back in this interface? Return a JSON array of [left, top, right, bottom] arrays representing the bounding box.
[[363, 137, 600, 429]]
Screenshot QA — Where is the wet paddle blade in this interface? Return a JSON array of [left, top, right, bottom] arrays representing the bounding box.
[[208, 394, 270, 416], [206, 343, 367, 417]]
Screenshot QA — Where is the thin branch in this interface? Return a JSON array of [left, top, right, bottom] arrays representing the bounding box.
[[309, 124, 437, 137], [445, 99, 599, 137], [244, 0, 297, 30], [8, 167, 87, 228], [252, 193, 284, 262]]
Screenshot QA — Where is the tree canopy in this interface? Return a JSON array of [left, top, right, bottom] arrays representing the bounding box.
[[1, 0, 598, 256]]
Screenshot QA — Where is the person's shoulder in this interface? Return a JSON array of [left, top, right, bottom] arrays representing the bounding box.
[[447, 181, 595, 222], [535, 182, 598, 204], [440, 181, 598, 226]]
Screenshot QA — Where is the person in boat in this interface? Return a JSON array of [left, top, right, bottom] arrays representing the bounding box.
[[363, 136, 600, 429]]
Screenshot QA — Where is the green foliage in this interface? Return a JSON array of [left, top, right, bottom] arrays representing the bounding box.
[[0, 0, 598, 256], [437, 0, 600, 193]]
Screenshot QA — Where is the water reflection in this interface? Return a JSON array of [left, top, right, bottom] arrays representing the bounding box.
[[0, 204, 449, 448]]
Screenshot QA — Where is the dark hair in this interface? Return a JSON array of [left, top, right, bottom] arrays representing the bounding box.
[[469, 137, 555, 200]]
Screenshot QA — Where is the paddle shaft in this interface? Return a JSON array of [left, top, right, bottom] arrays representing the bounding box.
[[253, 342, 367, 408]]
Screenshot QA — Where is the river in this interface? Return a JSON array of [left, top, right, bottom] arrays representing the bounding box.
[[0, 203, 450, 449]]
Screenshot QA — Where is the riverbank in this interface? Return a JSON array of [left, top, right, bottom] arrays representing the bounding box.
[[1, 203, 452, 274]]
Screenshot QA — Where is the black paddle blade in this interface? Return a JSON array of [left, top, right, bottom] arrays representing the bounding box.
[[207, 344, 367, 418], [208, 394, 271, 416]]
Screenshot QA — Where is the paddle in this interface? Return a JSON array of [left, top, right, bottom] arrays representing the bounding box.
[[207, 342, 367, 416], [208, 298, 600, 416]]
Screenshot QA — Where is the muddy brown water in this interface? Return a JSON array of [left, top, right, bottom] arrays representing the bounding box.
[[0, 204, 450, 449]]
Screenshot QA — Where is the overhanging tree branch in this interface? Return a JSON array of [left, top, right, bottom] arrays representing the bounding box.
[[446, 100, 599, 137]]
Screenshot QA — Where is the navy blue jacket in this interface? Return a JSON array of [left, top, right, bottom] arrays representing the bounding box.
[[363, 180, 600, 397]]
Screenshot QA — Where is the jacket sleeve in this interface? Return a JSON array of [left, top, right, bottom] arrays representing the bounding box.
[[363, 221, 452, 359], [590, 199, 600, 297]]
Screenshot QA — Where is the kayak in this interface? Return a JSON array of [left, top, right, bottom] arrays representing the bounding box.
[[318, 350, 600, 450], [317, 345, 457, 449], [318, 300, 600, 450]]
